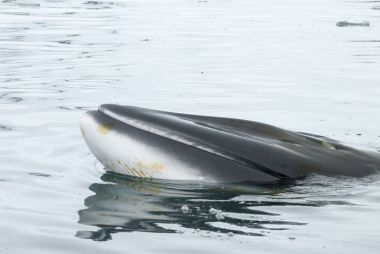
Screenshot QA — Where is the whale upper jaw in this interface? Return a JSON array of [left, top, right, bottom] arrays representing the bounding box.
[[80, 104, 380, 183]]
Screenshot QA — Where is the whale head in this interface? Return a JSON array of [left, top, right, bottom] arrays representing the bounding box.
[[80, 104, 380, 183]]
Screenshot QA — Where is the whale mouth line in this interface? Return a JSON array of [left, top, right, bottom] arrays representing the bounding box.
[[97, 109, 288, 180]]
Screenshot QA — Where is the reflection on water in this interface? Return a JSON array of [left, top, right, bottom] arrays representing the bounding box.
[[76, 172, 362, 241]]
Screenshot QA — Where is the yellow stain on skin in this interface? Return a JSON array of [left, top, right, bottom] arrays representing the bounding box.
[[135, 161, 164, 173], [97, 123, 115, 135], [150, 162, 164, 171]]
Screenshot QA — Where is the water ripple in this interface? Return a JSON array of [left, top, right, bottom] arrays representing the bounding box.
[[0, 0, 380, 253]]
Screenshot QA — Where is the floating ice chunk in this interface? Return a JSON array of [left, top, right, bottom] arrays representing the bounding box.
[[209, 208, 225, 220], [209, 208, 218, 215], [215, 212, 225, 220], [336, 21, 370, 27], [181, 205, 190, 214]]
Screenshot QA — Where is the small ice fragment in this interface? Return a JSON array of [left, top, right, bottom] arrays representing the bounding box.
[[227, 232, 234, 237], [215, 212, 225, 220], [209, 208, 218, 215], [181, 205, 190, 214], [209, 207, 224, 220]]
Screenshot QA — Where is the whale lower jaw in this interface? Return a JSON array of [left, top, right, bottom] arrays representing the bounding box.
[[80, 110, 278, 183]]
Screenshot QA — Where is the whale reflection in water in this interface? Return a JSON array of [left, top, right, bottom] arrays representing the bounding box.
[[76, 172, 359, 241]]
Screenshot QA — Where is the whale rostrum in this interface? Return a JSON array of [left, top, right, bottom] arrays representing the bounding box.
[[80, 104, 380, 183]]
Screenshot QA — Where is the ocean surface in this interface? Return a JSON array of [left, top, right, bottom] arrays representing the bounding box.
[[1, 0, 380, 253]]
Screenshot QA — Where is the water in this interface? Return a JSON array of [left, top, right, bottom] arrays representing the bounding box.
[[1, 0, 380, 253]]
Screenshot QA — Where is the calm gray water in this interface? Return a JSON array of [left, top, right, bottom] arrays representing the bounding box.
[[1, 0, 380, 253]]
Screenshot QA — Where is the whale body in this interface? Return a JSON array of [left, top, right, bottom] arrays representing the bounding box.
[[80, 104, 380, 183]]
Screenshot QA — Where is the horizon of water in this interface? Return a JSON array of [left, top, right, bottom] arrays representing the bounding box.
[[1, 0, 380, 253]]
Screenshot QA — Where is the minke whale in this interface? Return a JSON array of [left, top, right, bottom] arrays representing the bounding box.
[[80, 104, 380, 183]]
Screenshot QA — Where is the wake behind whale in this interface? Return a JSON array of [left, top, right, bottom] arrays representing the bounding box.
[[80, 104, 380, 183]]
